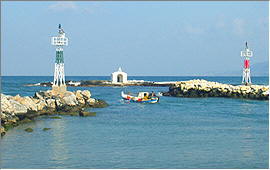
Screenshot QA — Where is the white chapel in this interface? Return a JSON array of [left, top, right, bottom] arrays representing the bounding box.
[[111, 67, 128, 83]]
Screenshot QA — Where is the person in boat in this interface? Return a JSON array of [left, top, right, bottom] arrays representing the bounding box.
[[150, 91, 156, 97], [149, 91, 156, 98], [143, 93, 149, 100]]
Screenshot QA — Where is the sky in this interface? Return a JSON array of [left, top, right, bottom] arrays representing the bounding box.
[[1, 1, 269, 76]]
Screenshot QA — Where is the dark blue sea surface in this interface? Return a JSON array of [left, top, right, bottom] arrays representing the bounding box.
[[0, 76, 269, 168]]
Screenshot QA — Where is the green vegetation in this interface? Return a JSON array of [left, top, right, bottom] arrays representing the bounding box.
[[24, 128, 33, 132], [49, 116, 62, 119], [43, 128, 51, 131]]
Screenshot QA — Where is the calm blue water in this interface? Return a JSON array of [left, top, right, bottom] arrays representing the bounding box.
[[0, 76, 269, 168]]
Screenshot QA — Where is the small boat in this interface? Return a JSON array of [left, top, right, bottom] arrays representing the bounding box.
[[121, 91, 159, 103]]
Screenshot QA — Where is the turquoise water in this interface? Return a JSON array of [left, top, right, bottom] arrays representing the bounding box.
[[0, 76, 269, 168]]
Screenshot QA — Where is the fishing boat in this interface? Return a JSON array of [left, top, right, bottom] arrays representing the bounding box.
[[121, 91, 159, 103]]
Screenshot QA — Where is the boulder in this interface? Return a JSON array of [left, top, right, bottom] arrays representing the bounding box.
[[90, 99, 108, 108], [0, 112, 7, 120], [75, 90, 85, 105], [9, 100, 28, 114], [34, 90, 52, 100], [36, 100, 47, 111], [81, 90, 91, 99], [32, 98, 40, 104], [1, 95, 13, 114], [0, 126, 6, 136], [75, 90, 82, 97], [46, 99, 56, 109], [62, 91, 78, 106], [86, 98, 96, 104], [7, 117, 18, 124], [17, 96, 38, 112], [55, 98, 64, 108], [1, 94, 12, 100], [13, 94, 22, 102], [34, 91, 44, 100]]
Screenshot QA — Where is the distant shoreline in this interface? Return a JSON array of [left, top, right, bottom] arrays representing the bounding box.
[[25, 80, 177, 87]]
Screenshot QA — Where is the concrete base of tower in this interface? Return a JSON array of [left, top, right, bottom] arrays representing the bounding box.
[[52, 85, 67, 95]]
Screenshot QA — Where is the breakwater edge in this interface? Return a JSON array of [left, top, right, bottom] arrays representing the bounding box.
[[162, 79, 269, 100], [0, 90, 108, 136]]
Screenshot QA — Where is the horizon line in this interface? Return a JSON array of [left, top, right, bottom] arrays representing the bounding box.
[[1, 75, 269, 77]]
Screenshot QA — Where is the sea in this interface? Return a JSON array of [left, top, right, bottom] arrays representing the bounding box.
[[0, 76, 269, 168]]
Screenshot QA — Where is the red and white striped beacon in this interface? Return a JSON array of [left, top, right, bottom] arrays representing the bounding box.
[[241, 42, 253, 85]]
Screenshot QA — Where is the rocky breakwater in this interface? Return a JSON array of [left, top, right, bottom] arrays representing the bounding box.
[[0, 90, 108, 136], [163, 79, 269, 100]]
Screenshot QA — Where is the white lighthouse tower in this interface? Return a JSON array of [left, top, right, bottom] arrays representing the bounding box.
[[241, 42, 253, 85], [51, 24, 68, 94]]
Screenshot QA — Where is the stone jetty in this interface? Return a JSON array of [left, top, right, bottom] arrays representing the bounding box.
[[0, 90, 108, 136], [162, 79, 269, 100]]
